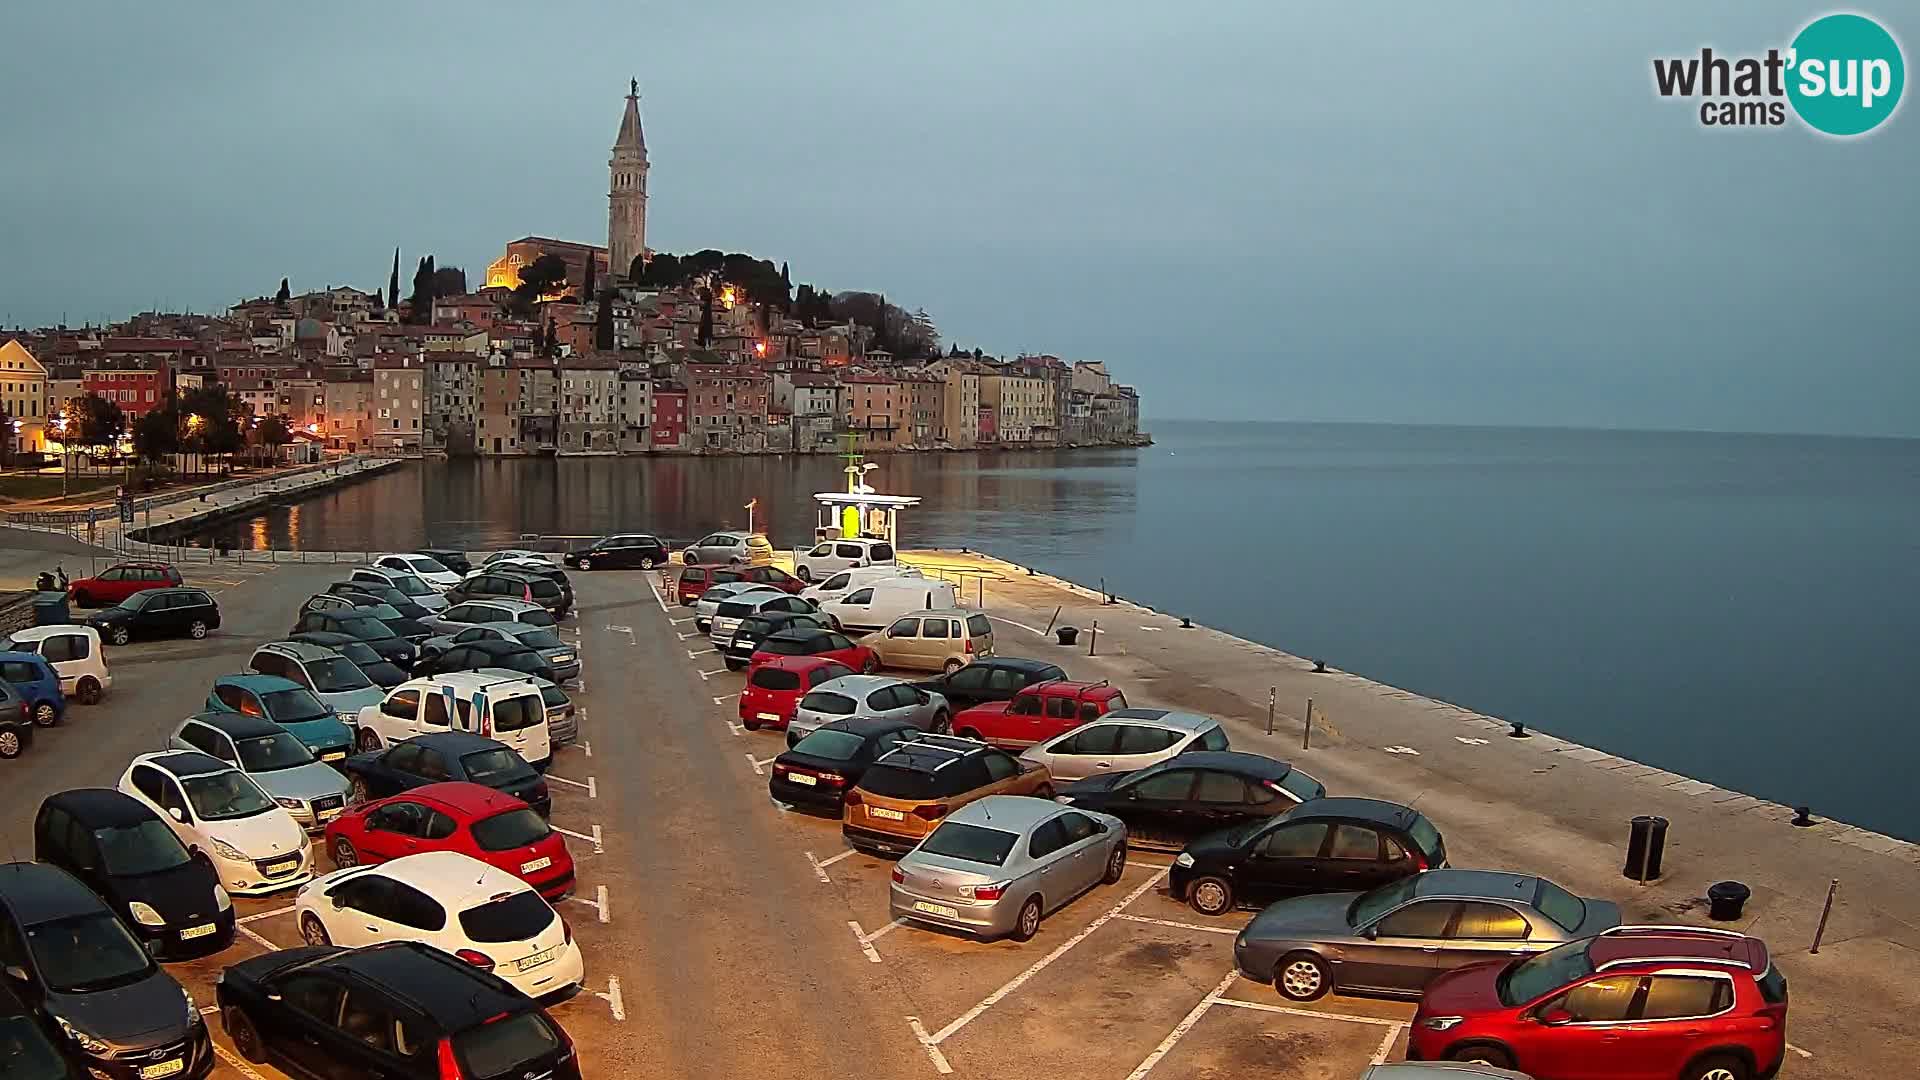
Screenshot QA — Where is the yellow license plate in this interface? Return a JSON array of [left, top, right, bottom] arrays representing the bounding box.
[[139, 1060, 184, 1080], [516, 947, 555, 971], [179, 923, 217, 940], [757, 713, 780, 722], [869, 806, 905, 821], [521, 857, 552, 873], [321, 752, 346, 762], [912, 901, 959, 919], [264, 858, 300, 875], [788, 773, 817, 786]]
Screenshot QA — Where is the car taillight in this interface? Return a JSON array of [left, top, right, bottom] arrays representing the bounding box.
[[964, 638, 973, 653], [890, 867, 905, 884], [562, 917, 572, 945], [436, 1038, 466, 1080], [912, 803, 948, 821], [529, 783, 549, 802], [967, 882, 1007, 901], [818, 772, 845, 785], [771, 763, 788, 777], [454, 948, 495, 972], [1410, 851, 1430, 871], [16, 702, 25, 720], [843, 790, 863, 806]]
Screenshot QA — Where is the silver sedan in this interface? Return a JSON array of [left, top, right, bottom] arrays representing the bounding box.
[[889, 796, 1129, 941], [693, 582, 785, 633], [786, 675, 950, 747]]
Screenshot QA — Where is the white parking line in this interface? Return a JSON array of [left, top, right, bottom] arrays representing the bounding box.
[[804, 849, 854, 883], [699, 667, 730, 680], [1126, 859, 1171, 871], [678, 631, 702, 641], [712, 694, 738, 704], [1788, 1042, 1814, 1059], [687, 647, 717, 658], [818, 849, 856, 868], [848, 920, 884, 963], [726, 721, 745, 738], [669, 616, 694, 625], [744, 753, 766, 776], [237, 923, 277, 950], [1123, 968, 1240, 1080], [552, 824, 604, 853], [546, 774, 597, 798], [986, 614, 1045, 636], [564, 884, 611, 923], [905, 1017, 952, 1074], [1113, 912, 1240, 936], [1370, 1024, 1405, 1065], [237, 905, 297, 924], [581, 740, 592, 758], [212, 1041, 270, 1080], [1209, 997, 1407, 1027], [863, 917, 908, 943], [594, 976, 627, 1020]]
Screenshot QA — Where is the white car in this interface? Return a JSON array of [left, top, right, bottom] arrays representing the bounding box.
[[2, 624, 111, 703], [798, 564, 923, 605], [372, 553, 463, 591], [481, 549, 557, 568], [294, 851, 583, 999], [349, 565, 449, 611], [118, 750, 312, 895], [355, 671, 553, 768], [794, 537, 896, 582]]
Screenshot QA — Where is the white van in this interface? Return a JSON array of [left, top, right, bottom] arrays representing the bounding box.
[[819, 578, 958, 635], [800, 563, 924, 605], [354, 671, 553, 769], [795, 537, 896, 582]]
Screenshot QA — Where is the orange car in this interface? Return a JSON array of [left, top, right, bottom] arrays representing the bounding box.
[[842, 735, 1053, 856]]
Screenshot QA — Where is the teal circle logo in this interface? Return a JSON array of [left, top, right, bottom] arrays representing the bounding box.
[[1787, 13, 1905, 136]]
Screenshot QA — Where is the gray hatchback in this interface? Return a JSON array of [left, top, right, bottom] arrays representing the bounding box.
[[786, 675, 951, 747], [1232, 868, 1620, 1003]]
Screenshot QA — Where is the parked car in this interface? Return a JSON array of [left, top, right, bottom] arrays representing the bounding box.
[[1, 625, 110, 703], [347, 601, 433, 644], [912, 656, 1065, 711], [842, 735, 1054, 857], [325, 577, 437, 619], [247, 640, 386, 718], [951, 679, 1130, 750], [676, 564, 748, 605], [1171, 797, 1448, 916], [287, 631, 407, 689], [0, 862, 212, 1080], [491, 561, 574, 611], [168, 712, 353, 831], [1055, 751, 1326, 849], [768, 718, 924, 811], [371, 552, 462, 591], [749, 627, 877, 674], [0, 650, 64, 727], [563, 533, 670, 570], [734, 564, 806, 593], [413, 639, 559, 686], [739, 656, 854, 731], [65, 561, 181, 608], [0, 682, 34, 760], [683, 530, 776, 566], [794, 537, 896, 582], [798, 563, 923, 605], [693, 582, 784, 633], [415, 547, 472, 575], [294, 851, 583, 999], [1409, 925, 1785, 1080], [290, 607, 417, 670], [342, 732, 550, 817], [352, 672, 552, 768], [788, 674, 951, 746], [480, 548, 555, 567], [323, 780, 575, 898], [349, 565, 450, 611], [863, 609, 996, 674], [204, 673, 355, 762], [216, 941, 582, 1080], [0, 979, 80, 1080], [708, 592, 819, 647], [422, 623, 577, 682], [117, 750, 313, 895], [722, 610, 831, 670], [889, 795, 1129, 942], [1020, 708, 1229, 782], [817, 578, 960, 635], [1235, 869, 1623, 1003], [420, 597, 556, 637], [450, 570, 569, 618], [33, 788, 235, 957], [86, 586, 220, 645], [487, 670, 576, 745]]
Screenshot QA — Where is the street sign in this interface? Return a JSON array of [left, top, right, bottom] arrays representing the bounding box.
[[117, 496, 134, 524]]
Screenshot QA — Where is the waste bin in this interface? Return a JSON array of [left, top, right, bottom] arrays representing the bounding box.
[[1056, 626, 1079, 646], [1623, 815, 1669, 881], [1707, 880, 1751, 921], [31, 591, 71, 626]]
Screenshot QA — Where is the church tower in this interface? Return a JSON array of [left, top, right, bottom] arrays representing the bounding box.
[[608, 79, 650, 283]]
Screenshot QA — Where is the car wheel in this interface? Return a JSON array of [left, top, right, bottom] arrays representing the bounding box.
[[1275, 952, 1331, 1001], [224, 1007, 267, 1064], [189, 620, 208, 639], [640, 556, 656, 570], [725, 658, 745, 671], [72, 590, 92, 608], [1035, 783, 1054, 799], [932, 710, 951, 735], [32, 702, 57, 727], [331, 837, 358, 867], [743, 716, 761, 731], [349, 777, 370, 804], [684, 551, 697, 565], [861, 654, 879, 674], [1011, 896, 1043, 942], [1188, 876, 1234, 916], [76, 677, 102, 704], [299, 913, 332, 947], [826, 615, 842, 631], [109, 626, 130, 645], [0, 731, 20, 759], [942, 658, 964, 675], [357, 728, 381, 752], [1683, 1055, 1749, 1080], [796, 565, 812, 582], [578, 558, 592, 571], [1102, 842, 1128, 884], [1447, 1045, 1516, 1070]]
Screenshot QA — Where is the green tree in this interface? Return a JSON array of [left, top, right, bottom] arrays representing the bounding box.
[[582, 256, 597, 304], [178, 384, 245, 470], [388, 248, 401, 310], [275, 277, 291, 305], [779, 261, 792, 312], [255, 414, 293, 464], [73, 393, 126, 465], [698, 287, 714, 347], [132, 402, 179, 464], [594, 293, 615, 350], [431, 265, 467, 296], [409, 256, 438, 323], [510, 254, 570, 315]]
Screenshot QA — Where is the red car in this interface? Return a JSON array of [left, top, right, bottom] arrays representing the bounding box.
[[951, 679, 1129, 749], [739, 656, 855, 730], [676, 564, 747, 605], [321, 781, 576, 900], [748, 627, 877, 674], [67, 562, 182, 607], [734, 565, 806, 594], [1409, 925, 1788, 1080]]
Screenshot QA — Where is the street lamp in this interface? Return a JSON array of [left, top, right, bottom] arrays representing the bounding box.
[[744, 498, 757, 534]]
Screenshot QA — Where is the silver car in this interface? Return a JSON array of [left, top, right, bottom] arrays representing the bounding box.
[[349, 566, 449, 611], [787, 674, 950, 747], [166, 713, 352, 832], [889, 795, 1129, 941], [246, 641, 385, 718], [708, 592, 819, 646], [418, 598, 555, 637], [694, 582, 784, 633], [682, 531, 774, 566], [422, 623, 579, 682], [1019, 708, 1230, 782]]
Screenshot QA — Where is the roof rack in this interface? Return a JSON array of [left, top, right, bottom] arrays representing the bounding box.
[[1599, 924, 1748, 939], [1597, 953, 1753, 972]]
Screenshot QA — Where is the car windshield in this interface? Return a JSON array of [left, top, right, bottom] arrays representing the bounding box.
[[452, 1012, 560, 1080], [182, 771, 276, 821], [458, 890, 554, 943], [470, 808, 551, 852], [327, 640, 381, 665], [1533, 879, 1587, 931], [1347, 876, 1420, 927], [738, 617, 773, 638], [94, 820, 192, 876], [462, 748, 532, 785], [919, 822, 1020, 866], [539, 685, 568, 708], [339, 617, 397, 640], [387, 574, 433, 596], [790, 729, 865, 760], [527, 580, 561, 600], [26, 912, 155, 993], [0, 1015, 66, 1080], [749, 668, 802, 692], [404, 557, 446, 575], [516, 629, 563, 648], [801, 691, 856, 716], [1497, 938, 1596, 1005], [236, 732, 315, 772], [305, 656, 372, 693], [262, 687, 335, 723], [717, 601, 753, 618]]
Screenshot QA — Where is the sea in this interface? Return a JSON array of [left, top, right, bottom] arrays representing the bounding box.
[[170, 421, 1920, 841]]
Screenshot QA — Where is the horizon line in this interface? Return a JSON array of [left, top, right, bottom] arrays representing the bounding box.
[[1142, 416, 1920, 443]]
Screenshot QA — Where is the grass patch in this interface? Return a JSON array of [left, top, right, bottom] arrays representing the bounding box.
[[0, 473, 126, 503]]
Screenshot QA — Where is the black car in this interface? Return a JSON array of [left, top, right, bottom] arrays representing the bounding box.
[[1055, 751, 1327, 850], [0, 979, 81, 1080], [447, 570, 569, 617], [321, 581, 432, 621], [287, 632, 407, 689], [0, 681, 34, 760], [723, 611, 831, 670], [347, 602, 431, 644], [414, 548, 472, 575], [413, 640, 557, 683], [32, 789, 235, 957], [216, 942, 580, 1080], [914, 656, 1068, 710], [85, 587, 220, 646], [1169, 797, 1449, 916], [500, 564, 574, 614], [563, 533, 669, 571], [290, 608, 416, 670], [770, 717, 924, 811], [0, 862, 212, 1080], [343, 732, 550, 817]]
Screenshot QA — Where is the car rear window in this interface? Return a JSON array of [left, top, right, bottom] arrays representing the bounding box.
[[517, 610, 556, 627], [790, 729, 864, 760], [452, 1012, 561, 1080], [539, 685, 569, 709], [872, 543, 895, 562], [750, 668, 802, 692], [1532, 878, 1587, 932], [919, 821, 1019, 866], [527, 580, 561, 600], [717, 601, 753, 618], [470, 808, 552, 852], [517, 629, 563, 648], [683, 568, 707, 583], [738, 617, 773, 637], [492, 695, 543, 733], [1756, 965, 1788, 1004], [1278, 769, 1324, 802], [1408, 814, 1444, 858], [461, 748, 531, 784], [857, 764, 937, 800], [801, 691, 855, 716], [458, 890, 555, 943], [966, 614, 990, 638]]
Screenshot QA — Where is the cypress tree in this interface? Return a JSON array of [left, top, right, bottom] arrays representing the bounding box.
[[698, 288, 714, 348], [388, 249, 401, 310], [583, 256, 597, 303]]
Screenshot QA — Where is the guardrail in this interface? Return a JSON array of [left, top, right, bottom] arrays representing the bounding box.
[[0, 455, 397, 528]]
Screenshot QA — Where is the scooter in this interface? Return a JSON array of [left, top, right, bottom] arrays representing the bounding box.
[[35, 566, 69, 592]]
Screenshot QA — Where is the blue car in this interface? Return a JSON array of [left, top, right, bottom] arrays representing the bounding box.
[[0, 650, 65, 727], [204, 673, 355, 764]]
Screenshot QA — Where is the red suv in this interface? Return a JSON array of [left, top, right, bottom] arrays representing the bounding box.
[[1410, 925, 1788, 1080], [676, 564, 747, 605], [951, 679, 1128, 749], [734, 565, 806, 594], [67, 562, 182, 607], [740, 656, 854, 731], [321, 781, 576, 899]]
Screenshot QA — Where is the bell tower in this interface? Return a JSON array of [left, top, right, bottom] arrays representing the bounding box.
[[608, 79, 650, 283]]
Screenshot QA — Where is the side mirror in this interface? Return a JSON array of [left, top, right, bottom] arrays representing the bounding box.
[[1539, 1009, 1574, 1027], [167, 806, 184, 823], [1361, 924, 1379, 940], [330, 893, 346, 911], [1125, 787, 1140, 801]]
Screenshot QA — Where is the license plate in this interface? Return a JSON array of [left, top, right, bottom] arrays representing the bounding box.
[[139, 1060, 185, 1079], [912, 901, 960, 919], [869, 806, 906, 821], [179, 923, 217, 940], [521, 856, 552, 873], [516, 946, 556, 971], [788, 773, 818, 786], [552, 653, 573, 664], [316, 808, 341, 821], [757, 712, 780, 722], [321, 751, 346, 762], [264, 858, 300, 875]]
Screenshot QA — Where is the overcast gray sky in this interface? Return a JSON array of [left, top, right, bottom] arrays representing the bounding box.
[[2, 2, 1913, 435]]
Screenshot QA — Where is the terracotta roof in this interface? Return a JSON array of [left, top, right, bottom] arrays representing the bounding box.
[[100, 337, 197, 352]]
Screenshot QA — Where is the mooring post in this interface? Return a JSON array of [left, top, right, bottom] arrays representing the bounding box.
[[1810, 878, 1839, 954], [1043, 606, 1061, 635], [1266, 687, 1276, 735], [1088, 620, 1098, 656], [1303, 698, 1314, 749]]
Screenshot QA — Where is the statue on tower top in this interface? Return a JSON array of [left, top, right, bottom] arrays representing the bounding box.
[[630, 77, 638, 97]]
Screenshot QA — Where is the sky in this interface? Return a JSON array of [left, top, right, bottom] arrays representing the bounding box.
[[2, 2, 1914, 436]]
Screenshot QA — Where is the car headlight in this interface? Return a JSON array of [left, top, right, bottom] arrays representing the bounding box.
[[183, 988, 198, 1026], [275, 796, 304, 811], [1173, 852, 1195, 868], [54, 1016, 110, 1054], [204, 837, 248, 862], [128, 900, 166, 927], [213, 884, 232, 911], [1053, 795, 1075, 805], [1421, 1016, 1465, 1031]]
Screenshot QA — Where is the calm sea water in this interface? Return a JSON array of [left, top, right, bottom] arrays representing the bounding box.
[[181, 422, 1920, 840]]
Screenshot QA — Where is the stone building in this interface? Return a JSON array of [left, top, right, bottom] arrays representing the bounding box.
[[618, 371, 651, 453], [843, 374, 906, 450], [685, 364, 769, 451], [557, 353, 621, 454], [979, 368, 1053, 445], [0, 339, 49, 453], [371, 355, 425, 450]]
